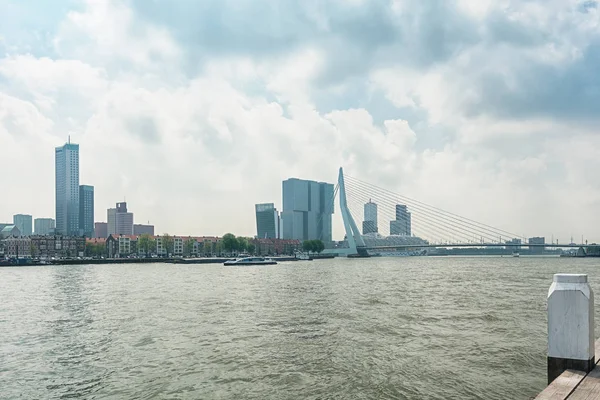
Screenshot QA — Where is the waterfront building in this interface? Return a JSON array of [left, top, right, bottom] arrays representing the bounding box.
[[13, 214, 32, 236], [0, 225, 21, 238], [34, 218, 55, 235], [28, 236, 85, 258], [4, 236, 31, 257], [55, 141, 80, 235], [118, 236, 132, 256], [251, 238, 302, 256], [390, 204, 411, 236], [281, 178, 334, 243], [95, 222, 108, 238], [529, 236, 545, 255], [79, 185, 94, 237], [363, 200, 378, 234], [174, 237, 183, 255], [255, 203, 279, 239], [107, 202, 134, 235]]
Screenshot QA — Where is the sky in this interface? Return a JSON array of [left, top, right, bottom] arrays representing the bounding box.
[[1, 0, 600, 242]]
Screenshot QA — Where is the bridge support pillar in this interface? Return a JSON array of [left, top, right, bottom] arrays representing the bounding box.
[[547, 273, 595, 384]]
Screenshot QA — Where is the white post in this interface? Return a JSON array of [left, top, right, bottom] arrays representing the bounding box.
[[547, 273, 595, 384]]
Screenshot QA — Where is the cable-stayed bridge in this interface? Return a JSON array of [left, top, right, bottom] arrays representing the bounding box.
[[328, 168, 585, 257]]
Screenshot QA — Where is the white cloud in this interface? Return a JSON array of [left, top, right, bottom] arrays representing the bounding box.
[[2, 0, 600, 242]]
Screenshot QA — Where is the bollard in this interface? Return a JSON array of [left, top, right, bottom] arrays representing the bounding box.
[[547, 273, 595, 384]]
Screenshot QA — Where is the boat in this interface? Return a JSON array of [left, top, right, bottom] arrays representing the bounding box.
[[294, 252, 313, 261], [512, 251, 520, 257], [223, 257, 277, 266]]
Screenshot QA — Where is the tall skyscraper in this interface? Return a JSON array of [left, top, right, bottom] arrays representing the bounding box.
[[390, 204, 411, 236], [107, 202, 134, 235], [79, 185, 94, 237], [255, 203, 279, 239], [34, 218, 55, 235], [281, 178, 334, 242], [362, 200, 378, 234], [13, 214, 32, 236], [55, 141, 80, 235]]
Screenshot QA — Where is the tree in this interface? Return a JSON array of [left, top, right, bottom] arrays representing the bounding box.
[[302, 240, 312, 253], [237, 237, 248, 253], [162, 234, 174, 257], [148, 238, 156, 256], [222, 233, 238, 254], [302, 240, 325, 254], [215, 241, 223, 256], [184, 238, 195, 257], [247, 243, 255, 255], [30, 242, 38, 259], [315, 240, 325, 253], [138, 234, 152, 257], [197, 242, 205, 257]]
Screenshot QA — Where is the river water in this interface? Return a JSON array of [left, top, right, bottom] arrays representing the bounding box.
[[1, 257, 599, 399]]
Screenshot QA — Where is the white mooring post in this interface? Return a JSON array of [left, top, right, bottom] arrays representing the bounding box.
[[547, 273, 595, 384]]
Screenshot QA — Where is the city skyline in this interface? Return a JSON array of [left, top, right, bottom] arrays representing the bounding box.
[[2, 1, 600, 241]]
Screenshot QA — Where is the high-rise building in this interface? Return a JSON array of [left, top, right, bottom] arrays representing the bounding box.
[[255, 203, 279, 239], [107, 202, 134, 235], [79, 185, 94, 237], [34, 218, 55, 235], [362, 200, 378, 234], [390, 204, 411, 236], [55, 141, 80, 235], [281, 178, 334, 242], [13, 214, 32, 236], [134, 224, 154, 236], [94, 222, 108, 238]]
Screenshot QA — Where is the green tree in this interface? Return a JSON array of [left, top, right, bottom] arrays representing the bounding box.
[[315, 240, 325, 253], [138, 234, 152, 257], [196, 241, 205, 257], [222, 233, 237, 253], [215, 241, 223, 256], [30, 242, 38, 259], [302, 240, 312, 253], [162, 234, 174, 257], [237, 237, 248, 253], [184, 238, 196, 257], [247, 243, 256, 255]]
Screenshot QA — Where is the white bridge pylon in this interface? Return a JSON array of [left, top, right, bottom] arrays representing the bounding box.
[[336, 167, 365, 256]]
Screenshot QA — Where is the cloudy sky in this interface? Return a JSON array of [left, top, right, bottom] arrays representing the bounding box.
[[1, 0, 600, 241]]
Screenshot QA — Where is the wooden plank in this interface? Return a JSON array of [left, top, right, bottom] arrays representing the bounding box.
[[595, 338, 600, 364], [534, 370, 586, 400], [567, 366, 600, 399]]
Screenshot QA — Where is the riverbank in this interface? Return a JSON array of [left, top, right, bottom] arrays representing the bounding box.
[[0, 255, 334, 267]]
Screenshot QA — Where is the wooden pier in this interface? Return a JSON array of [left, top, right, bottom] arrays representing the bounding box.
[[535, 274, 599, 399], [536, 339, 600, 399]]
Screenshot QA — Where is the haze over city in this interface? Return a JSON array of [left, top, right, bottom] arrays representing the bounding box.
[[2, 0, 600, 241]]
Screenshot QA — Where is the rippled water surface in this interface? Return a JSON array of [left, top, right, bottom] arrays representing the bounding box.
[[2, 257, 600, 399]]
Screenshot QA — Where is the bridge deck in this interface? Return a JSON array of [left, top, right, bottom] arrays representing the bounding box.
[[535, 339, 600, 399]]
